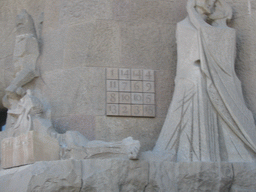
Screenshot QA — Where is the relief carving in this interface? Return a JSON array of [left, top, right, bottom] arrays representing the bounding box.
[[153, 0, 256, 162]]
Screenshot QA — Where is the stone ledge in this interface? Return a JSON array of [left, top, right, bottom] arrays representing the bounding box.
[[0, 158, 256, 191]]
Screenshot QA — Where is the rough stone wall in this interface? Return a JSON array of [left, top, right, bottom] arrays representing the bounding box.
[[0, 0, 255, 151]]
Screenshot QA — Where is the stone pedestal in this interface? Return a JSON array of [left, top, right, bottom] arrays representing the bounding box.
[[1, 131, 59, 169]]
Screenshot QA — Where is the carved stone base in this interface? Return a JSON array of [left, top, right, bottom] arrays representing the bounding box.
[[1, 131, 59, 169], [0, 159, 256, 191]]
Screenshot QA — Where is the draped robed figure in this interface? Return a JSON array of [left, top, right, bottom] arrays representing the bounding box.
[[154, 0, 256, 162]]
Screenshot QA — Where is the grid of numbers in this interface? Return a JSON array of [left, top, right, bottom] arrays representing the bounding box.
[[106, 68, 155, 117]]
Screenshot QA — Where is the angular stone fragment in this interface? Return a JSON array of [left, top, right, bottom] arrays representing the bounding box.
[[1, 131, 59, 169]]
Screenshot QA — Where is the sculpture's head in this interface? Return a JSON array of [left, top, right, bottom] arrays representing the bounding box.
[[209, 0, 232, 22], [195, 0, 217, 15], [16, 9, 37, 37]]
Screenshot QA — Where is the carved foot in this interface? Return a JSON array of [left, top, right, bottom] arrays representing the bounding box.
[[122, 137, 141, 160]]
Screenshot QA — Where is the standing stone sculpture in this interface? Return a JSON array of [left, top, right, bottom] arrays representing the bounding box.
[[3, 9, 39, 109], [154, 0, 256, 162]]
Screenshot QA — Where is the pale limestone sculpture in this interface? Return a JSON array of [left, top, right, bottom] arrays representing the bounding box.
[[7, 89, 55, 137], [59, 131, 140, 160], [2, 89, 140, 162], [0, 89, 140, 168], [154, 0, 256, 162], [3, 9, 39, 108]]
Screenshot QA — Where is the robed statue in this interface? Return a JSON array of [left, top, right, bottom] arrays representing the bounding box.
[[154, 0, 256, 162]]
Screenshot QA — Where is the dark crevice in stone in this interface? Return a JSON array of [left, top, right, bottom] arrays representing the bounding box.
[[0, 108, 7, 131]]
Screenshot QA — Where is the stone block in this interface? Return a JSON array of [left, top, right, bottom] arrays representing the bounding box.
[[43, 0, 61, 33], [120, 21, 175, 70], [1, 131, 59, 169], [63, 23, 94, 69], [0, 159, 82, 192], [231, 162, 256, 191], [0, 160, 256, 191], [86, 20, 120, 67], [81, 159, 148, 191], [52, 114, 96, 140], [63, 20, 120, 69], [113, 0, 176, 24], [39, 67, 106, 118], [95, 116, 165, 151], [40, 27, 66, 74], [59, 0, 113, 25]]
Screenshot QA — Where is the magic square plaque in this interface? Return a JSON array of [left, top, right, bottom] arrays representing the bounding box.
[[106, 68, 155, 117]]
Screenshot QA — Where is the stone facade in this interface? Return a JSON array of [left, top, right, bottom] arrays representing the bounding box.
[[0, 0, 256, 191], [0, 0, 256, 152], [0, 0, 252, 152]]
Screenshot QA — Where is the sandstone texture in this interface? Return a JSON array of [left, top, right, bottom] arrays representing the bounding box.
[[1, 131, 59, 169], [0, 158, 256, 192], [0, 0, 255, 153]]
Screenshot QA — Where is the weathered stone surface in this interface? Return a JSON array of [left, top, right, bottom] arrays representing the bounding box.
[[0, 159, 256, 192], [145, 160, 234, 191], [81, 159, 148, 192], [52, 114, 96, 139], [95, 116, 165, 151], [120, 21, 175, 70], [40, 27, 66, 74], [231, 162, 256, 191], [85, 137, 140, 160], [58, 131, 89, 160], [0, 159, 82, 192], [1, 131, 59, 169], [37, 67, 106, 118], [59, 0, 113, 25], [42, 0, 61, 33], [58, 131, 141, 160], [113, 0, 176, 24]]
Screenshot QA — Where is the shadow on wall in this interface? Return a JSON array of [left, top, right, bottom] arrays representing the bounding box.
[[0, 109, 7, 131]]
